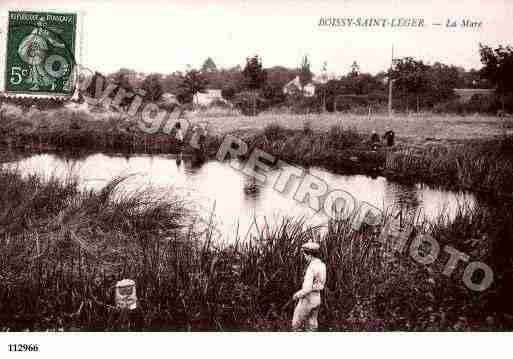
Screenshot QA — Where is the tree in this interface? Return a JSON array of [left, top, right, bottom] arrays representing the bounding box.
[[233, 91, 267, 116], [266, 66, 298, 88], [342, 73, 384, 96], [177, 69, 209, 106], [390, 57, 429, 112], [298, 55, 312, 96], [425, 62, 460, 105], [479, 43, 513, 109], [109, 68, 135, 89], [82, 71, 133, 110], [349, 61, 360, 78], [315, 79, 344, 112], [161, 72, 184, 95], [201, 57, 218, 73], [241, 55, 267, 115], [221, 86, 237, 101], [83, 71, 106, 100], [242, 55, 267, 91], [203, 66, 243, 91], [262, 83, 286, 107], [456, 67, 490, 89], [141, 73, 164, 103], [319, 61, 329, 111]]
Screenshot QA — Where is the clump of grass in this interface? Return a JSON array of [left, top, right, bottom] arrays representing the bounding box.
[[325, 124, 364, 150], [385, 136, 513, 197], [0, 169, 192, 330], [234, 125, 379, 175], [263, 123, 289, 142], [302, 120, 313, 135]]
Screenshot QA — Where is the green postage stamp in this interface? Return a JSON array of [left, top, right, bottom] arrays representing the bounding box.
[[3, 10, 78, 97]]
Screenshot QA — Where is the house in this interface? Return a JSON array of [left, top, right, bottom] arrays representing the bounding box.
[[284, 76, 316, 97], [283, 73, 337, 97], [158, 92, 179, 110], [453, 88, 495, 102], [160, 92, 178, 105], [312, 72, 336, 84], [193, 89, 225, 106]]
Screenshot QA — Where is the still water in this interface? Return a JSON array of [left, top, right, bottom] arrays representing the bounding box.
[[4, 153, 476, 239]]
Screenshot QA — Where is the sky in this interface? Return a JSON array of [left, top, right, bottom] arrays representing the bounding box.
[[0, 0, 512, 76]]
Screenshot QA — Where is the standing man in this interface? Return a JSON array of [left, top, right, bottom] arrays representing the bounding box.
[[192, 122, 207, 156], [292, 242, 327, 331], [383, 126, 395, 147], [370, 130, 380, 151], [174, 122, 184, 165]]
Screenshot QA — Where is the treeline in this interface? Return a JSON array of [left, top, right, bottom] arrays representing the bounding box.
[[103, 48, 507, 115], [3, 44, 512, 115]]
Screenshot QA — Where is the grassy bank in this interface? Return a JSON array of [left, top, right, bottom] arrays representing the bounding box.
[[220, 124, 513, 199], [233, 123, 385, 174], [384, 135, 513, 197], [0, 167, 511, 331]]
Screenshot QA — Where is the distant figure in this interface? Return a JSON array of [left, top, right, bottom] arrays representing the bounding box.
[[370, 130, 380, 151], [174, 122, 184, 162], [174, 122, 184, 144], [292, 242, 326, 331], [197, 123, 207, 151], [192, 122, 207, 156], [383, 127, 395, 147], [371, 130, 379, 143]]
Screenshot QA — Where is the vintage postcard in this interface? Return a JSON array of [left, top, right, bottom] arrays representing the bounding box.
[[0, 0, 511, 357]]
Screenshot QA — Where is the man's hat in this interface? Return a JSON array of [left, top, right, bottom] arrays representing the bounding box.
[[301, 242, 320, 252]]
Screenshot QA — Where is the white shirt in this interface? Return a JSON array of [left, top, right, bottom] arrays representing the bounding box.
[[175, 129, 184, 142], [298, 258, 326, 298]]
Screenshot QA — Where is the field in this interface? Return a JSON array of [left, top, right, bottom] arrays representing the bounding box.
[[4, 103, 512, 141], [191, 111, 513, 145]]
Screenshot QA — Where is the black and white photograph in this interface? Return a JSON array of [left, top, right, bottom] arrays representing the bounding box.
[[0, 0, 512, 356]]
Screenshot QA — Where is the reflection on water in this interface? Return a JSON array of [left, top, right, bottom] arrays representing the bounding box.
[[3, 153, 476, 239]]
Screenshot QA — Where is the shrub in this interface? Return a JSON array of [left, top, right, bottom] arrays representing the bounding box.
[[209, 98, 230, 109], [263, 123, 288, 141], [221, 86, 237, 101], [466, 94, 498, 114], [233, 91, 266, 116], [262, 84, 287, 108], [326, 125, 363, 149], [432, 100, 466, 114], [433, 93, 513, 115], [290, 96, 321, 114]]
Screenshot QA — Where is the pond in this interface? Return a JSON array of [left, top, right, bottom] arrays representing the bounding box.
[[3, 153, 476, 240]]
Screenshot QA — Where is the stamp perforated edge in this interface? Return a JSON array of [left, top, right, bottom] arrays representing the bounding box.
[[0, 8, 84, 99]]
